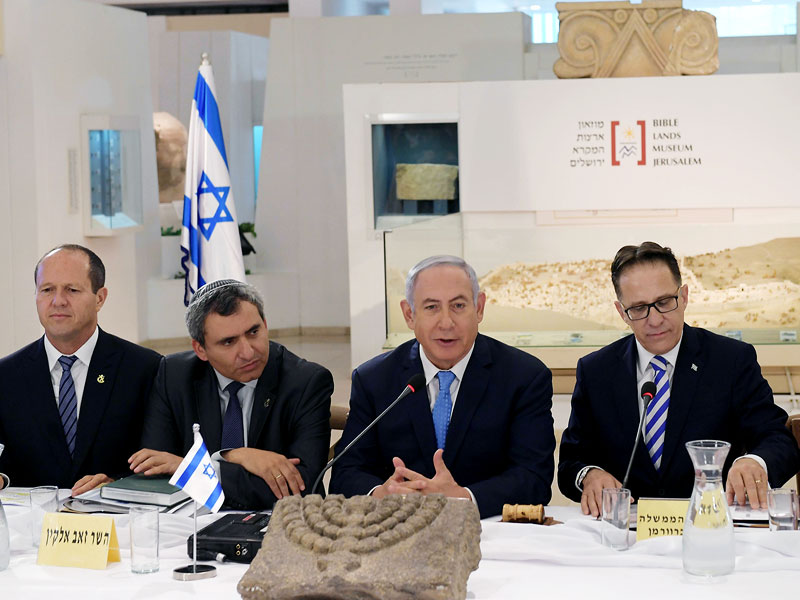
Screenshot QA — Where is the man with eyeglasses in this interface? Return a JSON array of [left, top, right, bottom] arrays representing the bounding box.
[[558, 242, 799, 517]]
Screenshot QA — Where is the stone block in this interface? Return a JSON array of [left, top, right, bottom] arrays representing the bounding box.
[[238, 494, 481, 600]]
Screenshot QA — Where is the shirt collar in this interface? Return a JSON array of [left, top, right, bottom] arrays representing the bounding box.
[[634, 333, 682, 374], [212, 368, 259, 394], [419, 341, 476, 386], [44, 327, 99, 371]]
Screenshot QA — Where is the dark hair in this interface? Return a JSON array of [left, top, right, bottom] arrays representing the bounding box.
[[610, 242, 681, 298], [34, 244, 106, 293], [185, 279, 265, 346]]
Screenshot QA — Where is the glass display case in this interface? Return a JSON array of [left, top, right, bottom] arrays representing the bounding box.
[[383, 213, 800, 351], [81, 115, 144, 236], [372, 122, 459, 229]]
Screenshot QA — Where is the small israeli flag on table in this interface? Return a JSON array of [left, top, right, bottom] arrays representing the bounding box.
[[180, 52, 246, 307], [169, 424, 224, 513]]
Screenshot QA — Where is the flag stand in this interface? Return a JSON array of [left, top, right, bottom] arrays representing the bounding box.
[[173, 500, 216, 581]]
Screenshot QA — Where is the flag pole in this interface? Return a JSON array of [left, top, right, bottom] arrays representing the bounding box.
[[173, 423, 217, 581]]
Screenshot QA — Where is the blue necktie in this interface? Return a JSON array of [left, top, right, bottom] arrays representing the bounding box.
[[644, 355, 671, 471], [433, 371, 456, 450], [58, 355, 79, 457], [221, 381, 245, 449]]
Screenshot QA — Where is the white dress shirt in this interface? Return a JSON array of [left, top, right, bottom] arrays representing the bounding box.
[[418, 343, 475, 415], [44, 327, 99, 418], [210, 370, 259, 479]]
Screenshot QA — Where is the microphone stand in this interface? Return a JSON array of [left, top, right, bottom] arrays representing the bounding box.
[[311, 381, 419, 496], [621, 383, 656, 490]]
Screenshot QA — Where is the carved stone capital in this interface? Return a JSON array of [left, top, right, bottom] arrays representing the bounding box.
[[554, 0, 719, 78]]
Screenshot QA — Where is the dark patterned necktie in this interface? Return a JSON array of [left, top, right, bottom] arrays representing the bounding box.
[[221, 381, 245, 449], [58, 355, 79, 457]]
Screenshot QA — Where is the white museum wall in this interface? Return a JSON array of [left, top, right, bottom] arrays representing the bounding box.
[[344, 76, 800, 367], [0, 0, 159, 356], [258, 12, 532, 332]]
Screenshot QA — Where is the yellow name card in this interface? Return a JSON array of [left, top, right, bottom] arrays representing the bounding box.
[[636, 498, 689, 541], [37, 513, 120, 569]]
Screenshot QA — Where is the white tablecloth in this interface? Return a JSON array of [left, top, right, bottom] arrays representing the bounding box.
[[1, 498, 799, 599]]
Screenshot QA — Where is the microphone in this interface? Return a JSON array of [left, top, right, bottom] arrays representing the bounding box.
[[310, 373, 426, 496], [621, 381, 657, 490]]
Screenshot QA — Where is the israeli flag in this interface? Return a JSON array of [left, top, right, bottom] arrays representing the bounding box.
[[169, 425, 225, 513], [181, 53, 246, 306]]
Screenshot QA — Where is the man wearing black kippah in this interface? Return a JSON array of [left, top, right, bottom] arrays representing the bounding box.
[[132, 280, 333, 510]]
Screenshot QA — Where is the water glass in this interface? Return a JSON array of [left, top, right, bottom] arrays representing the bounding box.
[[767, 489, 798, 531], [30, 485, 58, 547], [601, 487, 631, 550], [129, 505, 160, 573]]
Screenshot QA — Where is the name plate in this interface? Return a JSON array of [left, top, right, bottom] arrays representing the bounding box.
[[636, 498, 689, 541], [37, 512, 120, 569]]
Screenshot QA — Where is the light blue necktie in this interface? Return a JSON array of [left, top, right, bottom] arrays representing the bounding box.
[[644, 355, 671, 471], [58, 355, 79, 457], [433, 371, 456, 450]]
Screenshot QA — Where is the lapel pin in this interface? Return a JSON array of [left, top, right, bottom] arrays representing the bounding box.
[[264, 397, 272, 408], [690, 364, 698, 372], [97, 374, 105, 383]]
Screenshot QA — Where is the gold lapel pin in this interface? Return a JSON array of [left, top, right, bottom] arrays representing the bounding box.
[[690, 364, 698, 372], [97, 374, 105, 383]]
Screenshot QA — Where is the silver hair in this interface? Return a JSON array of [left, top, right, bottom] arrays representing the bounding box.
[[185, 279, 265, 346], [404, 255, 480, 312]]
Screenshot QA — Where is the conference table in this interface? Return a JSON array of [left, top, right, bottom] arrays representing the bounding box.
[[1, 491, 798, 599]]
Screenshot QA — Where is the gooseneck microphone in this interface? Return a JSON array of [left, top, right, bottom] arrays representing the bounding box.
[[310, 373, 426, 496], [621, 381, 657, 490]]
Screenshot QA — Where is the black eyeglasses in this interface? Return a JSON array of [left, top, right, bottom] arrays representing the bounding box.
[[621, 288, 681, 321]]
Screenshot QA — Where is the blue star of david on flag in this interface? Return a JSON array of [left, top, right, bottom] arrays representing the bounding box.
[[197, 171, 234, 240], [170, 425, 225, 513], [180, 55, 246, 307]]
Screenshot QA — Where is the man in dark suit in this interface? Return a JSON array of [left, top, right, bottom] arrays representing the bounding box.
[[329, 256, 554, 519], [558, 242, 800, 516], [132, 279, 333, 510], [0, 245, 161, 493]]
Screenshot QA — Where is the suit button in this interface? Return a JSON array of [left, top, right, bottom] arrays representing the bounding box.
[[658, 489, 665, 496]]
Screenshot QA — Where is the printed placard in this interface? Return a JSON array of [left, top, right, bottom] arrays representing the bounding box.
[[37, 512, 120, 569], [636, 498, 689, 541]]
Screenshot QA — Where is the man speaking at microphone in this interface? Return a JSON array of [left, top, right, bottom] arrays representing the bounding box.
[[330, 256, 555, 518], [558, 242, 800, 516]]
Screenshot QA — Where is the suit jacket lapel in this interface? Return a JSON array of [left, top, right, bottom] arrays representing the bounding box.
[[28, 338, 73, 474], [195, 364, 224, 453], [249, 342, 280, 443], [614, 335, 658, 478], [444, 335, 491, 463], [73, 329, 121, 472], [660, 325, 701, 475], [404, 342, 438, 460]]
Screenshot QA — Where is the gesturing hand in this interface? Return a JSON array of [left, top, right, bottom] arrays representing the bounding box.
[[380, 449, 470, 500]]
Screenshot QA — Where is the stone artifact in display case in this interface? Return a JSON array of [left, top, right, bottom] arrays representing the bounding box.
[[372, 122, 459, 228], [395, 163, 459, 201], [238, 493, 481, 600], [554, 0, 719, 78]]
